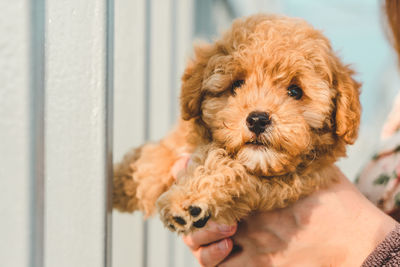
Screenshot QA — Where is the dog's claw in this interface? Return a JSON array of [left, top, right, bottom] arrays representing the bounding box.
[[193, 215, 210, 228]]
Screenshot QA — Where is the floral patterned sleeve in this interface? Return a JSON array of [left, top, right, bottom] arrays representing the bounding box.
[[355, 92, 400, 222]]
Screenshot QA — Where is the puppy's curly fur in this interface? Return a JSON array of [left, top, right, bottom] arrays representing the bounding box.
[[113, 14, 361, 234]]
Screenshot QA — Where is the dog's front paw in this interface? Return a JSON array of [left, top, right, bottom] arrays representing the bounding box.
[[157, 189, 212, 234]]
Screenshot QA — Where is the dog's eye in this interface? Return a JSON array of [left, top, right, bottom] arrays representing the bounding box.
[[287, 84, 303, 100], [231, 80, 245, 94]]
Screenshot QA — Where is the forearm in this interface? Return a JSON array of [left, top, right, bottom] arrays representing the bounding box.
[[220, 169, 398, 267]]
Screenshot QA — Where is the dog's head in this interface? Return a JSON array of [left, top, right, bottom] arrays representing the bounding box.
[[180, 14, 361, 176]]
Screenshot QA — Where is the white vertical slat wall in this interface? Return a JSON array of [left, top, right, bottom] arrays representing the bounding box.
[[44, 0, 113, 266], [1, 0, 113, 266], [2, 1, 281, 267], [0, 1, 44, 266], [112, 0, 199, 266], [112, 0, 145, 266]]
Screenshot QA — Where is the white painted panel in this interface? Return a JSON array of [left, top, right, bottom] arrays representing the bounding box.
[[149, 0, 173, 141], [176, 0, 195, 92], [113, 0, 145, 155], [170, 1, 200, 266], [146, 1, 200, 267], [112, 0, 146, 266], [44, 0, 112, 266], [0, 1, 32, 266], [147, 1, 174, 266], [112, 0, 199, 266]]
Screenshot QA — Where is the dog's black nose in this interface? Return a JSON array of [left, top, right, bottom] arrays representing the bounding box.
[[246, 111, 271, 135]]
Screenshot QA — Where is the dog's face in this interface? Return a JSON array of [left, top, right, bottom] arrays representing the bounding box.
[[181, 15, 360, 176]]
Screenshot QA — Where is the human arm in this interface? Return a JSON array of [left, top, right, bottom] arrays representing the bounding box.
[[183, 167, 398, 267]]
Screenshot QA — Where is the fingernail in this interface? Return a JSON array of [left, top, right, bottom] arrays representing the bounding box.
[[218, 224, 235, 233], [217, 239, 229, 251]]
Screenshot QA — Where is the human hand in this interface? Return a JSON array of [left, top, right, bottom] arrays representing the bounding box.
[[218, 168, 397, 267], [184, 167, 397, 267], [182, 221, 237, 267]]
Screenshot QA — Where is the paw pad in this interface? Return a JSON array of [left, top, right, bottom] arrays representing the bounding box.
[[173, 216, 186, 226], [160, 202, 211, 233], [188, 206, 201, 217], [193, 215, 210, 228]]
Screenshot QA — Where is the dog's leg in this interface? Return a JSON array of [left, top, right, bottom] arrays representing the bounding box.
[[156, 146, 261, 234], [113, 146, 142, 213], [113, 120, 194, 216], [155, 144, 340, 233]]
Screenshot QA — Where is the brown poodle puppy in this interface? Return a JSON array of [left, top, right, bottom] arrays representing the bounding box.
[[113, 14, 361, 234]]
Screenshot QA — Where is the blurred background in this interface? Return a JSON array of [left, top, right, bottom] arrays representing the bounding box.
[[2, 1, 399, 267], [114, 1, 400, 266]]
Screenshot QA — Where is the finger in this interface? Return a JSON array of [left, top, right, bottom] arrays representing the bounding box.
[[218, 253, 245, 267], [170, 155, 190, 179], [194, 238, 233, 267], [183, 221, 237, 250]]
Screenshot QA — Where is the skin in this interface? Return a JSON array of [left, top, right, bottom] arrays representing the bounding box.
[[174, 164, 398, 267]]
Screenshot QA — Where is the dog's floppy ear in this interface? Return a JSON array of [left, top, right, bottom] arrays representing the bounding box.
[[180, 43, 216, 120], [332, 64, 361, 144]]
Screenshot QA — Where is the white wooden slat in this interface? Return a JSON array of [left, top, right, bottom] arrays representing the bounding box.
[[112, 0, 146, 266], [44, 0, 112, 266], [175, 0, 195, 90], [147, 0, 201, 266], [112, 213, 144, 267], [112, 0, 199, 266], [0, 1, 42, 267], [147, 0, 174, 266], [167, 1, 180, 266], [149, 0, 173, 141], [169, 1, 200, 267]]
